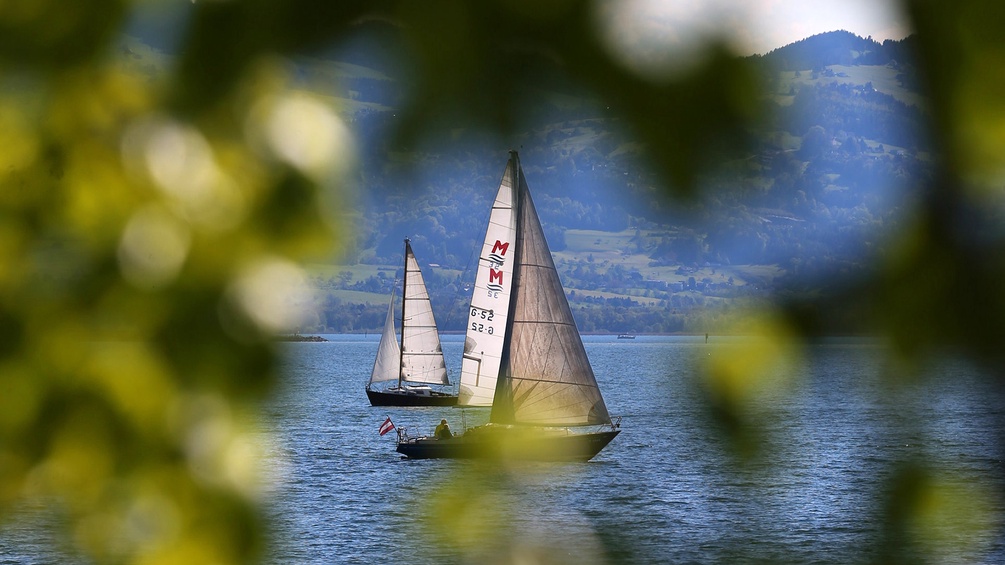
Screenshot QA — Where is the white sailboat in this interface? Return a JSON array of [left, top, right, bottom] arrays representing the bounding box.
[[396, 151, 620, 460], [366, 238, 457, 407]]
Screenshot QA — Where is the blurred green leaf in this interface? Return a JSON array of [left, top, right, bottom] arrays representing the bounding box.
[[2, 0, 1004, 563]]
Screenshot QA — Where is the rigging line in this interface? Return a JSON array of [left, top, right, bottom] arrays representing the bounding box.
[[518, 398, 598, 418], [401, 319, 437, 327], [512, 380, 600, 395], [511, 320, 579, 328], [516, 387, 583, 405], [520, 262, 559, 270], [526, 392, 594, 408], [508, 371, 597, 388]]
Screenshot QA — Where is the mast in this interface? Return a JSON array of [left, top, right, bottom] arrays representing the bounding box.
[[492, 151, 523, 424], [397, 237, 408, 390]]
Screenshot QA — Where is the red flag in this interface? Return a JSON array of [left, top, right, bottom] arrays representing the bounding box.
[[379, 417, 395, 436]]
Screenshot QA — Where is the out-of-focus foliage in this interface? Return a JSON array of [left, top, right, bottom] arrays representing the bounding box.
[[0, 1, 351, 562], [870, 0, 1005, 370], [1, 0, 1004, 563]]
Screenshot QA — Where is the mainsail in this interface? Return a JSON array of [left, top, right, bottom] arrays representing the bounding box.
[[458, 159, 517, 406], [400, 239, 450, 386], [490, 152, 612, 427], [368, 293, 401, 386]]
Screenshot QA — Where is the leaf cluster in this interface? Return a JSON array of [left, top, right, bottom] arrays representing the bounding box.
[[2, 0, 1005, 563]]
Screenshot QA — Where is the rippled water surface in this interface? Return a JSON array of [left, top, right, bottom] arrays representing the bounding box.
[[262, 335, 1005, 564], [3, 335, 1004, 564]]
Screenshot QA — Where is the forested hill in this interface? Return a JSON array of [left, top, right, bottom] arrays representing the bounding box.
[[293, 28, 927, 333], [342, 29, 927, 270], [122, 26, 929, 333], [754, 29, 918, 72]]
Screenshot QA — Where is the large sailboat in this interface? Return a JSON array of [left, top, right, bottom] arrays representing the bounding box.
[[366, 238, 457, 407], [395, 152, 620, 460]]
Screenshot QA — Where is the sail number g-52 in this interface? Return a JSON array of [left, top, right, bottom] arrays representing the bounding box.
[[470, 307, 495, 334]]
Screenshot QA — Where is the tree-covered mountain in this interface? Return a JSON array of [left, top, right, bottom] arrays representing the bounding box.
[[755, 29, 918, 71], [122, 23, 927, 333], [342, 28, 926, 260], [325, 29, 929, 333]]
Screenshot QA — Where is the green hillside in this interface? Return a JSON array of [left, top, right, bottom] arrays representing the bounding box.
[[773, 64, 923, 107], [112, 29, 926, 334], [306, 31, 927, 334]]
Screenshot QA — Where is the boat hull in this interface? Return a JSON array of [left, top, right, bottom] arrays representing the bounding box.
[[366, 387, 458, 407], [396, 426, 620, 461]]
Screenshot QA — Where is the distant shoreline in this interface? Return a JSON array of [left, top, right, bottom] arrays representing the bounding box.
[[275, 334, 329, 342]]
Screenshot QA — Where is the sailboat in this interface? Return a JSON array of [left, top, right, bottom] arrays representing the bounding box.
[[395, 151, 620, 461], [365, 238, 458, 407]]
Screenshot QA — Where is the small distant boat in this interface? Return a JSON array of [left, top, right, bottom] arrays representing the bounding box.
[[395, 151, 620, 461], [365, 238, 457, 407], [617, 334, 636, 339]]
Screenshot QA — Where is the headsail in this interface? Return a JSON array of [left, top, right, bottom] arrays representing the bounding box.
[[400, 239, 450, 386], [490, 152, 612, 427], [368, 292, 401, 386], [458, 158, 518, 406]]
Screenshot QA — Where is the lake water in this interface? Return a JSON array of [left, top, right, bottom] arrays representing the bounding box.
[[3, 335, 1004, 564], [263, 334, 1005, 564]]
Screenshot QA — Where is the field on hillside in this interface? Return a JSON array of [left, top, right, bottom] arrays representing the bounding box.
[[555, 228, 779, 290], [558, 229, 642, 263], [317, 226, 783, 306], [773, 64, 923, 107], [329, 289, 387, 304], [307, 263, 394, 280]]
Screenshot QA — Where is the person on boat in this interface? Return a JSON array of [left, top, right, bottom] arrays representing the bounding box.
[[434, 419, 452, 440]]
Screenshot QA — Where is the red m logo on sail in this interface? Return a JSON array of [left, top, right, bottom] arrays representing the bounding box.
[[489, 269, 504, 285], [491, 240, 509, 256]]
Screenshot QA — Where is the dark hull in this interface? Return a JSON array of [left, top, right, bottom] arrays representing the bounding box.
[[396, 426, 620, 461], [366, 387, 458, 407]]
